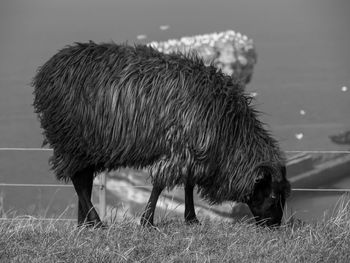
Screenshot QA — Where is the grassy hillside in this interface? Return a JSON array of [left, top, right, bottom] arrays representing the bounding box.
[[1, 195, 349, 263]]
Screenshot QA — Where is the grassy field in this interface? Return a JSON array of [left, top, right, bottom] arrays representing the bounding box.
[[1, 196, 349, 263]]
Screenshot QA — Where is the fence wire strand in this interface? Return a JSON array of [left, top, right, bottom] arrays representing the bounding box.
[[1, 183, 349, 192], [0, 148, 53, 151]]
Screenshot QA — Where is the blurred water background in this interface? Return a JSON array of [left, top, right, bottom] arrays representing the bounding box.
[[0, 0, 349, 221]]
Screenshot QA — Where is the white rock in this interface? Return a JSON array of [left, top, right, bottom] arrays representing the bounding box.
[[164, 42, 170, 50], [148, 41, 158, 48], [300, 109, 306, 115], [168, 39, 178, 46], [341, 86, 348, 92], [237, 55, 248, 65]]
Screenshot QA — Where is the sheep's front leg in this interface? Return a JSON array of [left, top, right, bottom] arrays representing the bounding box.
[[184, 175, 199, 224], [71, 167, 104, 228], [140, 184, 164, 227]]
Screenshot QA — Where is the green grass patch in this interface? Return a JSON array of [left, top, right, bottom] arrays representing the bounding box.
[[1, 196, 350, 263]]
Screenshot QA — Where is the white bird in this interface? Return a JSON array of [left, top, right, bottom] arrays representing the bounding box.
[[295, 133, 304, 140], [160, 25, 170, 31], [137, 34, 147, 40]]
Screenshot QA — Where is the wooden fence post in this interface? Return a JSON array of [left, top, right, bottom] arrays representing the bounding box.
[[98, 173, 106, 220]]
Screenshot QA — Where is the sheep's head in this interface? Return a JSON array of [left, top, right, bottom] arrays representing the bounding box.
[[247, 165, 290, 227]]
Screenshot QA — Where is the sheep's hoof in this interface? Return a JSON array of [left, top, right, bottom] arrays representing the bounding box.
[[94, 222, 108, 229], [185, 218, 201, 225], [140, 218, 154, 227], [77, 221, 107, 229], [140, 213, 153, 227], [140, 217, 161, 231]]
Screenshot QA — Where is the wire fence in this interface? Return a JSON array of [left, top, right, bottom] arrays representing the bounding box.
[[1, 147, 350, 221], [1, 184, 350, 192]]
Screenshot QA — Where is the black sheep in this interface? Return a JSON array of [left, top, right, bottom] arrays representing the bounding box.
[[32, 42, 290, 228]]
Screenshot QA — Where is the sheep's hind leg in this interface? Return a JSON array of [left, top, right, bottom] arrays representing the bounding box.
[[140, 184, 164, 227], [71, 167, 105, 228], [184, 174, 199, 225]]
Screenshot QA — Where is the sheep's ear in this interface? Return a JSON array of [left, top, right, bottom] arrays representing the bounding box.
[[255, 174, 263, 182], [254, 164, 274, 183], [253, 166, 273, 199], [254, 173, 271, 188]]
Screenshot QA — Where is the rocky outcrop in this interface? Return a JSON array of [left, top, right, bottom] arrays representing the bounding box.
[[148, 30, 257, 86]]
